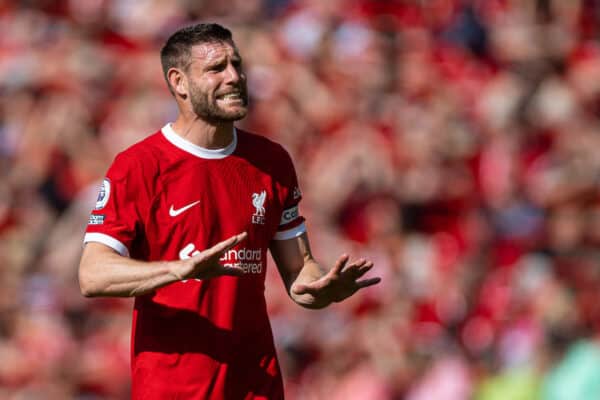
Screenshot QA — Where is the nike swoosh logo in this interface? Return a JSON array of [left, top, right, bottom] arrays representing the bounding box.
[[169, 200, 200, 217]]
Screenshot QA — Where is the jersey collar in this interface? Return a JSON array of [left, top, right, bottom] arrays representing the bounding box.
[[161, 123, 237, 159]]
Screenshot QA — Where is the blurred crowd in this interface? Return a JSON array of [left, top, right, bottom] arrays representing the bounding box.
[[3, 0, 600, 398]]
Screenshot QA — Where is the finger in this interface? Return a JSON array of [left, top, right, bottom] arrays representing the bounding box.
[[291, 279, 328, 296], [351, 261, 374, 279], [355, 277, 381, 289], [341, 258, 368, 274], [291, 283, 309, 295], [346, 258, 367, 268], [218, 265, 245, 277], [331, 254, 350, 276], [218, 232, 248, 251], [202, 232, 248, 259]]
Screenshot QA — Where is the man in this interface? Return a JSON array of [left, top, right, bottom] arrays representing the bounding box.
[[79, 23, 380, 399]]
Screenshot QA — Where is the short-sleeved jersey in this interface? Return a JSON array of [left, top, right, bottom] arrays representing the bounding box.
[[84, 124, 305, 400]]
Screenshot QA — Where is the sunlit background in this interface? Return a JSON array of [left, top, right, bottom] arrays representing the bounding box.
[[2, 0, 600, 399]]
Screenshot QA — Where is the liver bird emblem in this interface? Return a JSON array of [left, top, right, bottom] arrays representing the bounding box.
[[252, 191, 266, 216]]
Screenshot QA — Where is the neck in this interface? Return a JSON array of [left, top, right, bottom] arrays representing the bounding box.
[[171, 113, 235, 149]]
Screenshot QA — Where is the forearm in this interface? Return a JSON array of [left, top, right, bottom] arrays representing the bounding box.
[[79, 245, 179, 297], [271, 232, 332, 309], [80, 233, 246, 298], [272, 233, 379, 309]]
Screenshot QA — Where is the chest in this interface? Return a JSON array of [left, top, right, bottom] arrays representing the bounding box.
[[144, 159, 284, 259]]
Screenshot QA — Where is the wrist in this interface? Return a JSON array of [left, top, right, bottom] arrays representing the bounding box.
[[293, 295, 331, 309], [290, 287, 332, 309], [167, 260, 186, 281]]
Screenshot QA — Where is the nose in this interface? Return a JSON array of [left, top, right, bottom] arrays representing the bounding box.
[[224, 62, 243, 84]]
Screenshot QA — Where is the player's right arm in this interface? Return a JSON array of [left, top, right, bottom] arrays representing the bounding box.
[[80, 151, 248, 297], [78, 232, 247, 297]]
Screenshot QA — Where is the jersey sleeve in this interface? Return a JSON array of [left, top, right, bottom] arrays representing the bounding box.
[[84, 152, 149, 257], [273, 149, 306, 241]]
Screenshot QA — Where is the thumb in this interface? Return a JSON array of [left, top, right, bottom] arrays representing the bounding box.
[[291, 282, 309, 295], [291, 281, 321, 296]]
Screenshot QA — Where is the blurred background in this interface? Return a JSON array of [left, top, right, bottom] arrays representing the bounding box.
[[3, 0, 600, 398]]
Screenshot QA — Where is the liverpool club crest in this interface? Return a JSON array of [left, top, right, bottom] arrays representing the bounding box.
[[252, 190, 266, 224]]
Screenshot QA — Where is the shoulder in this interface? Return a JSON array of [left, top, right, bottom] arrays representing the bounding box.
[[235, 129, 299, 188], [107, 130, 165, 180], [236, 128, 293, 164], [117, 130, 164, 162]]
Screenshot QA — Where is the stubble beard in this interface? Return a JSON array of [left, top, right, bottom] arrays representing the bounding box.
[[189, 82, 249, 123]]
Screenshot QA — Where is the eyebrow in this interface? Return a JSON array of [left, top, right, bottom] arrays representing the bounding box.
[[203, 53, 242, 68]]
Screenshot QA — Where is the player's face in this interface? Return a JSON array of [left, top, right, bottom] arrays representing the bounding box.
[[186, 41, 248, 122]]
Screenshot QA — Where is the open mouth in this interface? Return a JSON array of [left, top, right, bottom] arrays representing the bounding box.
[[217, 91, 244, 103]]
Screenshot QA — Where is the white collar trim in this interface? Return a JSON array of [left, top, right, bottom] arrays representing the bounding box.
[[161, 123, 237, 159]]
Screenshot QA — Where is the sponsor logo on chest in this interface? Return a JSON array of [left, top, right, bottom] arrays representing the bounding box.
[[220, 248, 263, 274], [178, 243, 263, 276]]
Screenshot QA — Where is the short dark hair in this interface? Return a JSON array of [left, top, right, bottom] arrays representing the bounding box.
[[160, 23, 234, 93]]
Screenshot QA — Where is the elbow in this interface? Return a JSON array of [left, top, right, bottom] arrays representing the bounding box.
[[78, 267, 101, 297], [79, 279, 99, 297], [78, 245, 116, 297], [80, 286, 96, 298]]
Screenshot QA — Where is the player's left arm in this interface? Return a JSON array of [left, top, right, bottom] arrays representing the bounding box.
[[269, 231, 380, 309]]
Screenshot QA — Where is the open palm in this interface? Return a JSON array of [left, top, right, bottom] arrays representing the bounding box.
[[291, 254, 380, 306]]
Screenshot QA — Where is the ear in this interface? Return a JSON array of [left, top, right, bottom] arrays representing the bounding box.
[[167, 68, 188, 97]]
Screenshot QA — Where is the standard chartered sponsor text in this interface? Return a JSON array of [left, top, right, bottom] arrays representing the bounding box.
[[178, 243, 263, 276], [220, 248, 262, 274]]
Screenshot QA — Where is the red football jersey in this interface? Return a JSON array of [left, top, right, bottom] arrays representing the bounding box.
[[84, 124, 305, 399]]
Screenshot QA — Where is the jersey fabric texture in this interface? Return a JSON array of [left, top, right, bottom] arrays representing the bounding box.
[[84, 124, 305, 400]]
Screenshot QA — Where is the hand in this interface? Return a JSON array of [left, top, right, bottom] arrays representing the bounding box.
[[291, 254, 380, 308], [170, 232, 248, 280]]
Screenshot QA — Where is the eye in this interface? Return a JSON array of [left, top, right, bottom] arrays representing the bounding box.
[[208, 64, 226, 72]]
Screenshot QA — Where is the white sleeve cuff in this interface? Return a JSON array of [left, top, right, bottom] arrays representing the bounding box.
[[84, 233, 130, 257], [273, 222, 306, 240]]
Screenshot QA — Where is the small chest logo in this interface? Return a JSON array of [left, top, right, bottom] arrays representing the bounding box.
[[169, 200, 200, 217], [252, 190, 266, 225]]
